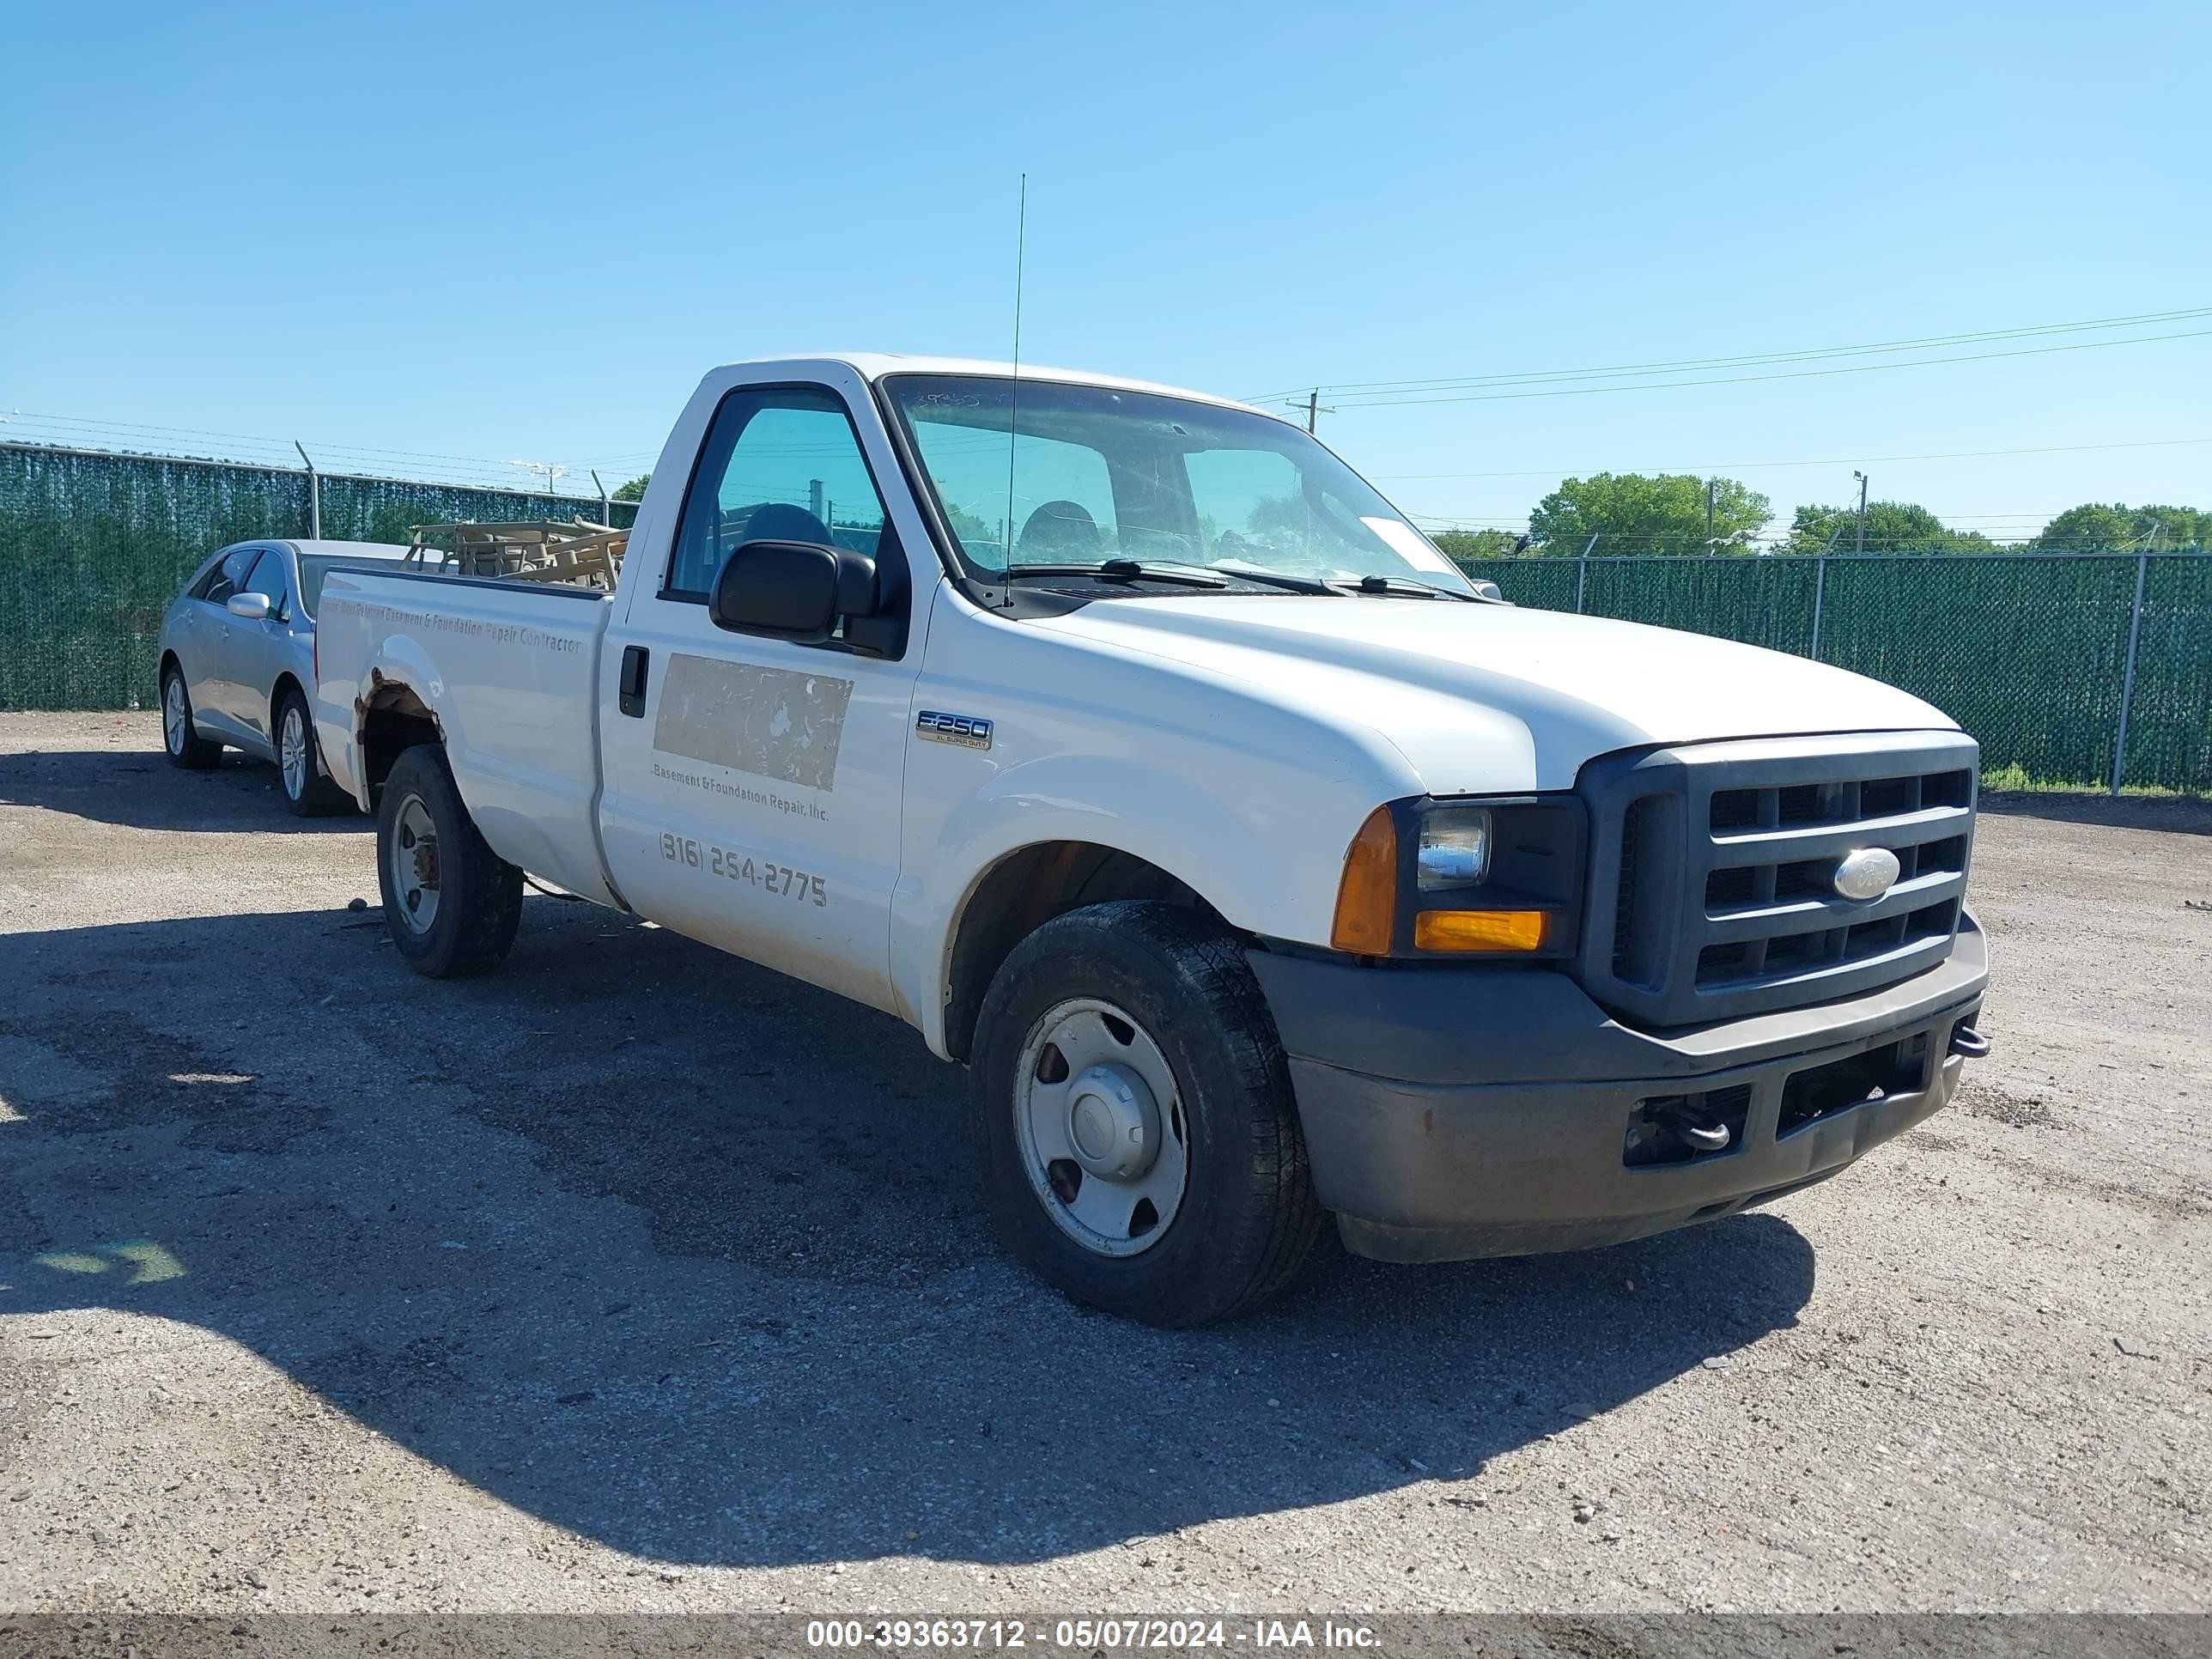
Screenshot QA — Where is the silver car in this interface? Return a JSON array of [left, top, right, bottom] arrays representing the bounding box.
[[157, 538, 412, 814]]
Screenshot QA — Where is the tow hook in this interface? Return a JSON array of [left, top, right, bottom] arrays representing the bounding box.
[[1949, 1024, 1991, 1060], [1652, 1101, 1732, 1153]]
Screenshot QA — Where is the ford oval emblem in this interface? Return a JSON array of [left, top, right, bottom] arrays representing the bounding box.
[[1832, 847, 1901, 902]]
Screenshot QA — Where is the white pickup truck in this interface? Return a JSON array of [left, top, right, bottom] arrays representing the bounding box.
[[313, 353, 1990, 1327]]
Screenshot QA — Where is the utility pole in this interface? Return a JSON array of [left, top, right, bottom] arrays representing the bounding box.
[[1285, 391, 1335, 434], [1852, 471, 1869, 556]]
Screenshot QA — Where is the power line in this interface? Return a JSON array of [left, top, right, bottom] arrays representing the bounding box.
[[1243, 305, 2212, 404], [1371, 434, 2212, 481], [1307, 328, 2212, 411]]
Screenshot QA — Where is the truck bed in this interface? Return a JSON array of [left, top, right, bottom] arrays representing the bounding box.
[[312, 567, 621, 907]]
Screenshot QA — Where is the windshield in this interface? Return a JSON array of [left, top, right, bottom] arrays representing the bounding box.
[[883, 374, 1471, 594]]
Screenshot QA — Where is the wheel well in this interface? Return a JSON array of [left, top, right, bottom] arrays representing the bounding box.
[[358, 683, 441, 800], [268, 672, 304, 737], [159, 650, 181, 686], [943, 842, 1212, 1063]]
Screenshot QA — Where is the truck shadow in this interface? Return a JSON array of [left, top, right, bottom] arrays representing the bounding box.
[[0, 745, 368, 834], [2, 900, 1815, 1570]]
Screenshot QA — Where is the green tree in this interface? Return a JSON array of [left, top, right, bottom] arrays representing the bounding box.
[[611, 474, 649, 502], [1430, 528, 1524, 563], [1527, 473, 1770, 555], [1786, 501, 1995, 555], [2036, 501, 2206, 550]]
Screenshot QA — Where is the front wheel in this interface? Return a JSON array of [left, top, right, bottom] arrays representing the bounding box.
[[160, 667, 222, 769], [276, 686, 349, 817], [375, 745, 523, 978], [971, 901, 1325, 1327]]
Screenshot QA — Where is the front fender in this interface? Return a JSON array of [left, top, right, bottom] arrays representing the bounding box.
[[891, 749, 1383, 1059]]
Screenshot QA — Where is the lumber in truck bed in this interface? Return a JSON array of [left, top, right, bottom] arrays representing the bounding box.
[[402, 520, 628, 590]]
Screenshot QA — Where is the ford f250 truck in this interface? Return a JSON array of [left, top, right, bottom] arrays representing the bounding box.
[[312, 354, 1990, 1327]]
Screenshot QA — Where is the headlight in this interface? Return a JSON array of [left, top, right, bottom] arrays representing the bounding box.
[[1416, 806, 1492, 890], [1330, 795, 1585, 958]]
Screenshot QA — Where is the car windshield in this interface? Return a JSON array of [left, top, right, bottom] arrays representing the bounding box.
[[883, 374, 1471, 595], [296, 556, 395, 618]]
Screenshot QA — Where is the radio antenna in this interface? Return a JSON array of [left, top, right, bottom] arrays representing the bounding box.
[[1000, 173, 1026, 607]]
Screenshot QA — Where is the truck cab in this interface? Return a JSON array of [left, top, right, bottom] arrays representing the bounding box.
[[313, 354, 1989, 1327]]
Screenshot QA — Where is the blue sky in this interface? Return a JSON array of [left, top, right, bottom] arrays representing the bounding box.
[[3, 1, 2205, 539]]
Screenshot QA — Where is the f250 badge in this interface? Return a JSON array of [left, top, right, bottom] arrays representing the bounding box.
[[916, 709, 994, 750]]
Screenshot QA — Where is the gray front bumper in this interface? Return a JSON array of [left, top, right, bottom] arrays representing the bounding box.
[[1246, 920, 1989, 1263]]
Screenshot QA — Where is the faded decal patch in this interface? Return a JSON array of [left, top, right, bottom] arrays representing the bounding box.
[[653, 653, 853, 792]]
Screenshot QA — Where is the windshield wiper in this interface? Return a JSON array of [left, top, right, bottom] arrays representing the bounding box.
[[1330, 573, 1479, 602], [1007, 559, 1230, 590], [1203, 561, 1340, 594], [1008, 557, 1341, 594]]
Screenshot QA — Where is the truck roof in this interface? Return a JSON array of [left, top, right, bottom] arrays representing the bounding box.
[[722, 354, 1277, 419]]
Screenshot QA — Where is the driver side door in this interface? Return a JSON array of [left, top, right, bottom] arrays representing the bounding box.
[[597, 379, 925, 1014], [186, 544, 264, 744]]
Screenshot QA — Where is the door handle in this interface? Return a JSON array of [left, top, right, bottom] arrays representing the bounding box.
[[617, 645, 650, 718]]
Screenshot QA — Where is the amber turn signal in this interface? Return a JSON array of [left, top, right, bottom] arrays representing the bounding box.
[[1413, 908, 1550, 952], [1329, 805, 1399, 954]]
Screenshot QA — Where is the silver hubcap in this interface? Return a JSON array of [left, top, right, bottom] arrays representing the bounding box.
[[163, 678, 185, 753], [281, 708, 308, 798], [387, 794, 442, 933], [1014, 998, 1189, 1257]]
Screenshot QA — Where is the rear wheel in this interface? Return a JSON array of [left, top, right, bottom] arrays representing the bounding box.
[[375, 745, 523, 978], [971, 901, 1324, 1327], [276, 686, 349, 817], [160, 667, 221, 769]]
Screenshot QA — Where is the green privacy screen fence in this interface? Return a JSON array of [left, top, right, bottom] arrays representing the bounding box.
[[1453, 550, 2212, 794], [0, 443, 636, 713], [3, 441, 2208, 793]]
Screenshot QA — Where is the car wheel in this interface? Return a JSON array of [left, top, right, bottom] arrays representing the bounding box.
[[375, 745, 523, 978], [161, 667, 222, 769], [971, 900, 1325, 1327], [276, 686, 349, 817]]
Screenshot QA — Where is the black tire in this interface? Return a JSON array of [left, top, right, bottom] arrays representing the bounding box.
[[275, 685, 349, 817], [375, 745, 523, 979], [160, 665, 222, 770], [971, 900, 1325, 1328]]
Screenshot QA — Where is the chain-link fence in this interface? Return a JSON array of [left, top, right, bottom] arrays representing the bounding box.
[[0, 443, 638, 712], [4, 441, 2207, 793], [1453, 550, 2212, 794]]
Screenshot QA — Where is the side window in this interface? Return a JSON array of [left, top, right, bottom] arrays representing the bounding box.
[[667, 388, 890, 599], [199, 546, 259, 605], [241, 550, 289, 616]]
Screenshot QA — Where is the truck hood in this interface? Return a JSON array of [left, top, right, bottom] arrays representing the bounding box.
[[1032, 594, 1958, 794]]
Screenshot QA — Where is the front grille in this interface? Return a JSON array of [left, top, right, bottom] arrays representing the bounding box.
[[1579, 732, 1978, 1027]]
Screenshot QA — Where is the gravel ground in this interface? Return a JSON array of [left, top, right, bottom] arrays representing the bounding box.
[[1, 711, 2207, 1616]]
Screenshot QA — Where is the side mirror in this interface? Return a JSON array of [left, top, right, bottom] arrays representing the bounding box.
[[709, 539, 878, 646], [227, 592, 274, 621], [1469, 579, 1504, 602]]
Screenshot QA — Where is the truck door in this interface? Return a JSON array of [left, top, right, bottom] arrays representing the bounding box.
[[596, 377, 925, 1014]]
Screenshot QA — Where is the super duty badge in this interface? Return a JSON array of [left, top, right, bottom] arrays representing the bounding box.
[[916, 709, 993, 750]]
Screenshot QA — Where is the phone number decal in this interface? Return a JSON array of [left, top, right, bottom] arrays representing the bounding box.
[[659, 833, 826, 907]]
